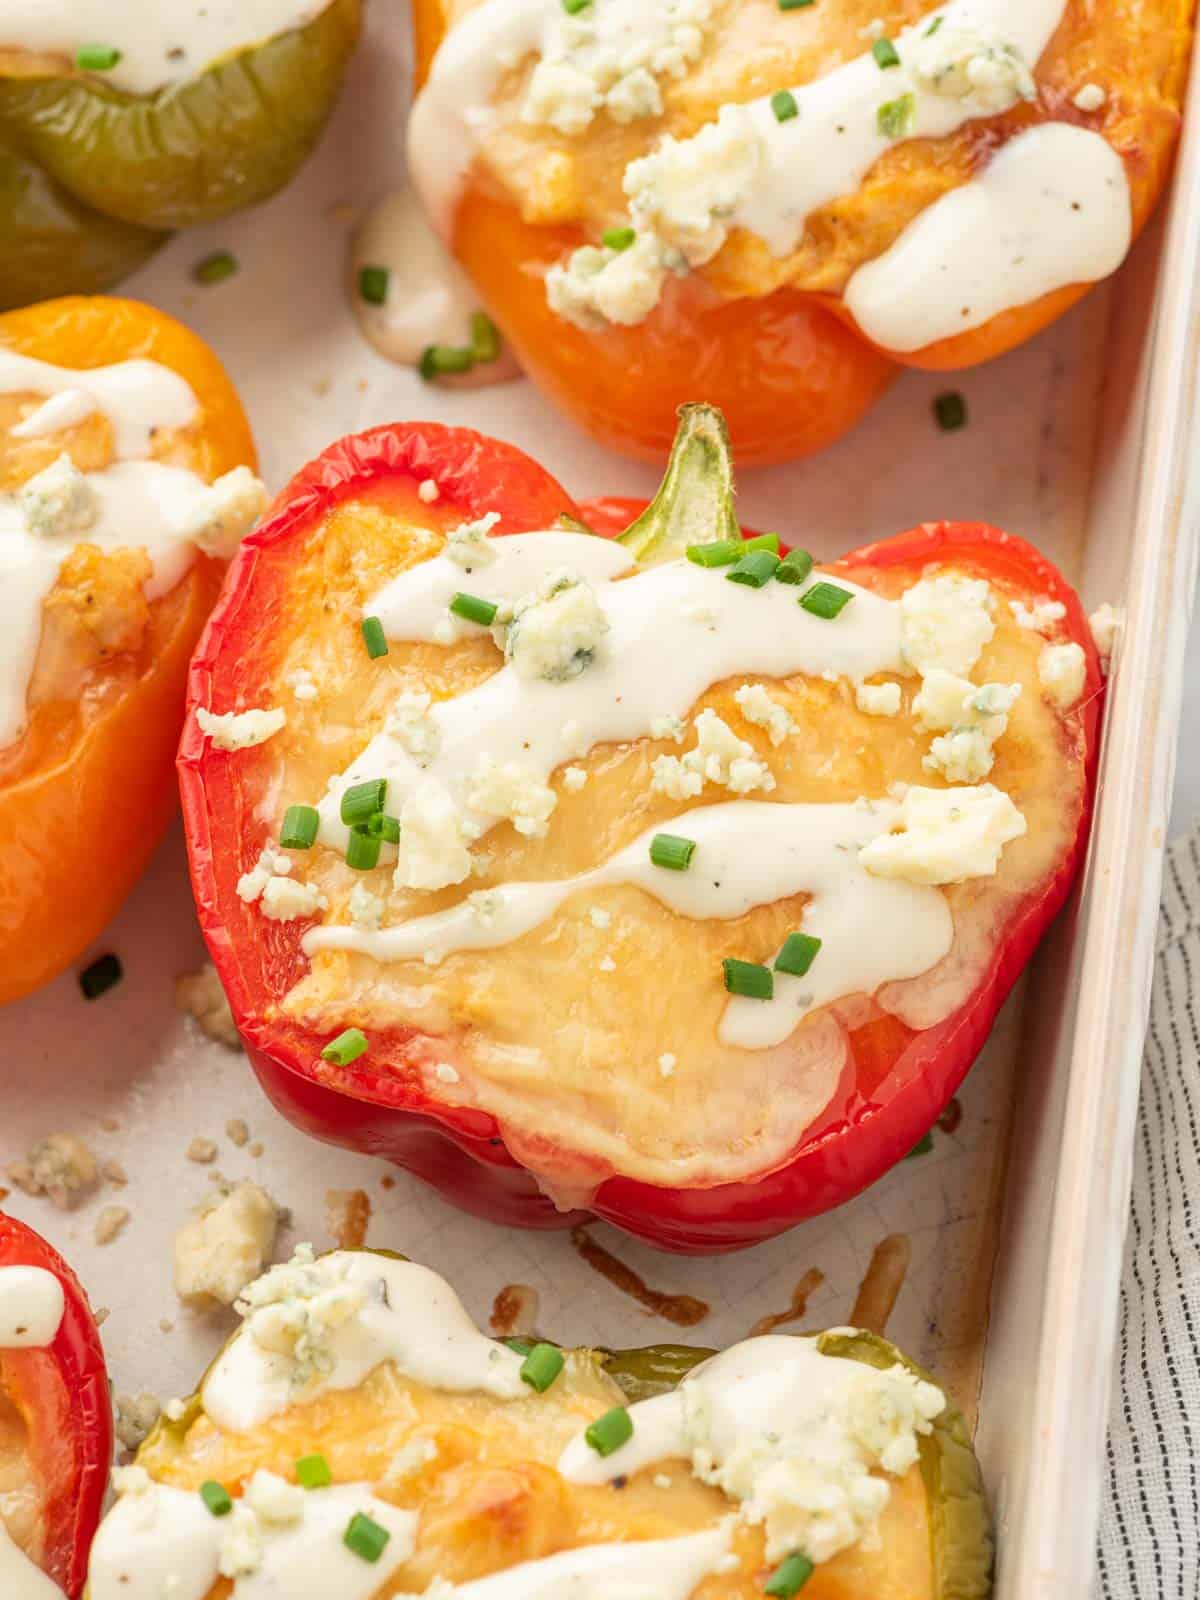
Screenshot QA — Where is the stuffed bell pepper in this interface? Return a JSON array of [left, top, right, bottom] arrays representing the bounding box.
[[0, 294, 263, 1004], [179, 403, 1100, 1249], [0, 1, 361, 308], [0, 1212, 112, 1599], [86, 1246, 992, 1598], [406, 0, 1192, 463]]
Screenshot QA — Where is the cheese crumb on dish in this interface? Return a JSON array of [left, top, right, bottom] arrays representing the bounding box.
[[855, 681, 902, 716], [174, 1181, 281, 1307], [859, 783, 1027, 883], [900, 574, 995, 676], [19, 453, 99, 536], [1089, 602, 1120, 665], [7, 1133, 98, 1209], [1009, 595, 1067, 632], [197, 705, 287, 751], [651, 708, 776, 799], [734, 682, 795, 745], [1038, 640, 1087, 708]]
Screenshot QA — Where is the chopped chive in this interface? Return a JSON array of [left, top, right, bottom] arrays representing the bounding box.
[[321, 1028, 368, 1066], [419, 345, 475, 380], [340, 778, 388, 827], [765, 1552, 815, 1596], [934, 391, 967, 431], [471, 311, 501, 364], [722, 958, 774, 1000], [686, 538, 743, 567], [742, 531, 781, 556], [296, 1454, 332, 1489], [358, 265, 389, 306], [799, 582, 854, 620], [602, 225, 636, 251], [367, 813, 401, 844], [199, 1481, 232, 1517], [280, 804, 320, 850], [925, 14, 944, 32], [192, 251, 237, 286], [872, 36, 901, 67], [727, 549, 781, 588], [649, 833, 696, 872], [344, 1512, 390, 1563], [877, 91, 916, 139], [907, 1131, 935, 1158], [76, 44, 121, 70], [775, 548, 815, 586], [520, 1342, 566, 1392], [775, 931, 822, 977], [361, 615, 388, 658], [449, 592, 499, 626], [504, 1336, 535, 1356], [585, 1406, 633, 1456], [771, 89, 799, 122], [346, 826, 381, 871], [779, 0, 816, 8], [79, 953, 122, 1000], [563, 0, 591, 11]]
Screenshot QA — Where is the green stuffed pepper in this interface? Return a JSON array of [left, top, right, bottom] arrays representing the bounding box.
[[85, 1246, 992, 1598], [0, 0, 360, 308]]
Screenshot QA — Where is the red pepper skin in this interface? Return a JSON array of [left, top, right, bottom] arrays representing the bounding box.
[[0, 1214, 112, 1596], [180, 425, 1102, 1253]]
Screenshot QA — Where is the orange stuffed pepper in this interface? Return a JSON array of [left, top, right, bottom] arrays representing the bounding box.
[[0, 296, 260, 1005], [407, 0, 1193, 465]]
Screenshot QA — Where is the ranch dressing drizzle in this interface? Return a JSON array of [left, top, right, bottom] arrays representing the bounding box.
[[305, 799, 954, 1050], [0, 352, 223, 748], [0, 1, 326, 96], [0, 1265, 65, 1347], [558, 1333, 945, 1566], [0, 1522, 65, 1600], [202, 1251, 526, 1433], [87, 1480, 415, 1600], [844, 122, 1132, 349], [319, 532, 906, 851], [437, 1525, 733, 1597]]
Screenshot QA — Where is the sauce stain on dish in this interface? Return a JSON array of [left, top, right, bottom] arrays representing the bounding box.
[[349, 186, 521, 388], [747, 1266, 826, 1338], [938, 1096, 964, 1134], [570, 1224, 709, 1327], [850, 1233, 912, 1335], [324, 1187, 370, 1249], [490, 1282, 540, 1338]]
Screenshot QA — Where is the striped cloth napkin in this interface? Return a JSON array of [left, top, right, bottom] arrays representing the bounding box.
[[1097, 825, 1200, 1595]]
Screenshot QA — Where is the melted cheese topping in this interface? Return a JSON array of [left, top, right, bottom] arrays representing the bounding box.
[[224, 494, 1089, 1194]]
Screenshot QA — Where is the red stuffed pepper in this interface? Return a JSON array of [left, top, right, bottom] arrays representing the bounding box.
[[180, 406, 1100, 1251], [0, 1212, 111, 1597]]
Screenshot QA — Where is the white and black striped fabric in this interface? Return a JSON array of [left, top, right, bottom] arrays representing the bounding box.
[[1097, 826, 1200, 1596]]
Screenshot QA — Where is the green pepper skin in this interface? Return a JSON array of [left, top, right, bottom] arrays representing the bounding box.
[[0, 143, 166, 310], [0, 0, 361, 231]]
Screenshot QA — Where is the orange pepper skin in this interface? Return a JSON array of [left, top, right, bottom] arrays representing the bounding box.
[[0, 296, 256, 1005]]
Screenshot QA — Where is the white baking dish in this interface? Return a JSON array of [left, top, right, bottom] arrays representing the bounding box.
[[0, 4, 1197, 1595]]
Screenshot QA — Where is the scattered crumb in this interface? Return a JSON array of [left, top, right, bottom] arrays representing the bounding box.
[[0, 1188, 9, 1204], [174, 963, 241, 1049], [158, 1318, 175, 1334], [325, 1188, 371, 1250], [248, 1141, 265, 1159], [326, 202, 359, 226], [174, 1181, 281, 1308], [101, 1118, 121, 1134], [164, 1398, 187, 1422], [94, 1205, 131, 1246], [225, 1119, 250, 1148], [417, 478, 440, 504], [114, 1392, 161, 1451], [380, 1175, 396, 1191], [94, 1306, 109, 1326], [101, 1159, 128, 1187], [8, 1134, 98, 1209], [311, 377, 332, 398], [186, 1138, 219, 1165]]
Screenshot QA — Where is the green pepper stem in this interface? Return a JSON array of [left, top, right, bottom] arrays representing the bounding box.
[[618, 404, 740, 565]]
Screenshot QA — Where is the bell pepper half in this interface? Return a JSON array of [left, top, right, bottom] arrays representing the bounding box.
[[409, 0, 1191, 465], [109, 1246, 991, 1598], [0, 295, 258, 1004], [0, 0, 360, 302], [179, 405, 1101, 1251], [0, 1212, 112, 1598]]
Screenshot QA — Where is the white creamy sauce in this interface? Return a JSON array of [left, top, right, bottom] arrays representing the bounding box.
[[306, 799, 953, 1050], [844, 122, 1131, 349], [318, 532, 905, 852], [203, 1251, 525, 1432], [0, 1, 326, 96], [0, 1264, 65, 1347], [559, 1333, 945, 1565], [0, 1519, 65, 1600], [0, 354, 198, 454], [87, 1478, 414, 1600], [440, 1524, 733, 1597]]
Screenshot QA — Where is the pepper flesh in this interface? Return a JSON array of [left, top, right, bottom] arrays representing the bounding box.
[[0, 1214, 112, 1598], [179, 406, 1101, 1251], [0, 295, 257, 1004]]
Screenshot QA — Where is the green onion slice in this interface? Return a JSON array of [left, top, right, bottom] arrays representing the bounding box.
[[79, 952, 122, 1000], [907, 1131, 935, 1158], [934, 391, 967, 431], [686, 538, 743, 568], [193, 251, 237, 286], [799, 582, 854, 619], [280, 804, 320, 851], [449, 592, 499, 626], [358, 266, 389, 305], [296, 1454, 332, 1489], [771, 89, 799, 121], [340, 778, 388, 826], [765, 1551, 815, 1596], [775, 548, 815, 586], [585, 1406, 634, 1456], [367, 813, 401, 844], [471, 311, 501, 364], [602, 225, 636, 251], [199, 1481, 232, 1517], [419, 345, 475, 380], [741, 531, 781, 555], [520, 1342, 566, 1393], [726, 549, 781, 588], [877, 91, 916, 139], [343, 1512, 391, 1563], [361, 615, 388, 658], [779, 0, 816, 9], [346, 826, 381, 871], [76, 44, 121, 70], [722, 958, 774, 999], [649, 833, 696, 872], [321, 1028, 368, 1066], [775, 931, 822, 977], [872, 36, 901, 66]]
